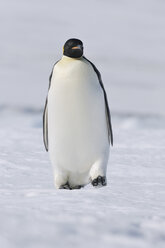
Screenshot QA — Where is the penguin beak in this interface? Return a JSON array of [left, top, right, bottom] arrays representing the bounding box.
[[72, 45, 82, 50]]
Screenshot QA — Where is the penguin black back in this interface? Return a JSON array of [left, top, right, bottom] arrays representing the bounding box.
[[63, 38, 83, 58]]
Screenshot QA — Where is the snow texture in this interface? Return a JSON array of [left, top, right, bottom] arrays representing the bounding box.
[[0, 110, 165, 248], [0, 0, 165, 247]]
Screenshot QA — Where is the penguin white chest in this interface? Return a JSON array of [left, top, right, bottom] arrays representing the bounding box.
[[48, 57, 109, 173]]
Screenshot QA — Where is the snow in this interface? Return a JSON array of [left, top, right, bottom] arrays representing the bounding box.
[[0, 0, 165, 247], [0, 110, 165, 248]]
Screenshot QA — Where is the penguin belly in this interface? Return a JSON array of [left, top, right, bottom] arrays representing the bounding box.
[[48, 57, 109, 185]]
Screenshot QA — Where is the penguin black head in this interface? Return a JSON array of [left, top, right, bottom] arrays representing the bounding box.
[[63, 38, 83, 58]]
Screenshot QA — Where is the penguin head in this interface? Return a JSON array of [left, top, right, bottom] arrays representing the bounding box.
[[63, 38, 83, 58]]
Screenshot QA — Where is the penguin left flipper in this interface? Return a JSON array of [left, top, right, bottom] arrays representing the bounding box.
[[91, 176, 107, 187], [83, 56, 113, 146]]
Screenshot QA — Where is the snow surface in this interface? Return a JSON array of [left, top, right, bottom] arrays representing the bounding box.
[[0, 0, 165, 247], [1, 109, 165, 248]]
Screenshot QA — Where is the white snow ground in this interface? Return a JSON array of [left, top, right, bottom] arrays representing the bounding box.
[[0, 110, 165, 248], [0, 0, 165, 247]]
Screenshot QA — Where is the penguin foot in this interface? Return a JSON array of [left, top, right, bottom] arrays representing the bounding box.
[[59, 183, 83, 190], [59, 182, 71, 190], [71, 185, 83, 190], [91, 176, 107, 187]]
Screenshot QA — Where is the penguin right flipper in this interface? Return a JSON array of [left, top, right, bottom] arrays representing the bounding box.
[[43, 98, 48, 151], [43, 61, 60, 152]]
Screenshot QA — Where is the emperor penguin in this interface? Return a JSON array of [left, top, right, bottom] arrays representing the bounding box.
[[43, 38, 113, 189]]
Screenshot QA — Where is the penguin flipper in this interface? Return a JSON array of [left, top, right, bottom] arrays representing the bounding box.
[[43, 61, 60, 151], [83, 56, 113, 146], [43, 98, 48, 151]]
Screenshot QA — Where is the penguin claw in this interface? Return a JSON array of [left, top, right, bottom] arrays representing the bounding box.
[[91, 176, 107, 187]]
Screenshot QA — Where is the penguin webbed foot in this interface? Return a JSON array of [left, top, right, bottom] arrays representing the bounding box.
[[91, 176, 107, 187], [59, 182, 83, 190], [59, 182, 71, 190], [71, 185, 82, 190]]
